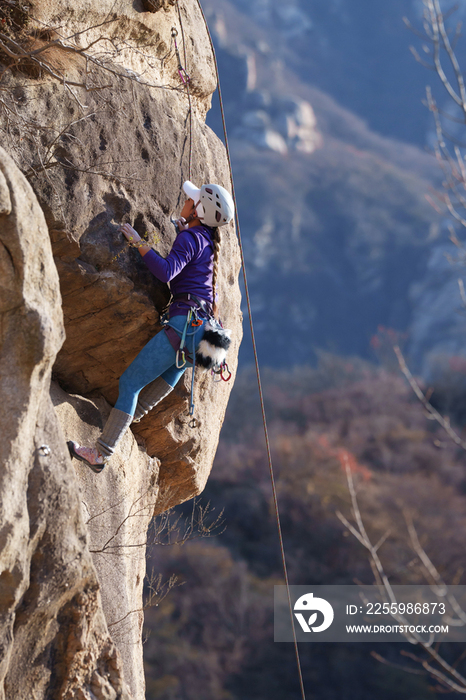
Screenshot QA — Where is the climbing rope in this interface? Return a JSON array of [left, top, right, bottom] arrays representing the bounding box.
[[193, 2, 308, 699], [175, 1, 193, 182], [113, 7, 193, 262]]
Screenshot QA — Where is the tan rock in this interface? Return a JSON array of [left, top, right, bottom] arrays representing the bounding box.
[[52, 383, 158, 700], [0, 0, 242, 695], [0, 145, 132, 699], [0, 0, 242, 511]]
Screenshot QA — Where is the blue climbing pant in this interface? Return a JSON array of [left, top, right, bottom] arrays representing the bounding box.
[[114, 313, 207, 416]]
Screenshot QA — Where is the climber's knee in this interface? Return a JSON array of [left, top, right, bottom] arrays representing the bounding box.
[[161, 364, 186, 388]]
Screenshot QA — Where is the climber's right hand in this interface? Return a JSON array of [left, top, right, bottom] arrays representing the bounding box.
[[120, 223, 142, 245]]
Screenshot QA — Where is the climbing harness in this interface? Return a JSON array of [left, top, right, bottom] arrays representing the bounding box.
[[162, 296, 232, 421], [193, 3, 308, 699]]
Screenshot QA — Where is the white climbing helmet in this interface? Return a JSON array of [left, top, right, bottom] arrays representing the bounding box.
[[183, 180, 234, 227]]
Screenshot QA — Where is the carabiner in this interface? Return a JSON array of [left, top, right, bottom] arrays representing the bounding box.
[[221, 362, 232, 382], [171, 26, 178, 38], [176, 348, 186, 369], [191, 318, 203, 327], [178, 67, 191, 85], [212, 369, 222, 383]]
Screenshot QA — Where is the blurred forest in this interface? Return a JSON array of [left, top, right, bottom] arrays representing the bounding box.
[[143, 356, 466, 699]]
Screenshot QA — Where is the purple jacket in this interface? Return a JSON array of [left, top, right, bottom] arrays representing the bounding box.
[[142, 225, 214, 315]]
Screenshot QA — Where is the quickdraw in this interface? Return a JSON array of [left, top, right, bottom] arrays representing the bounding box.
[[171, 16, 193, 181], [175, 348, 186, 368], [175, 308, 193, 368], [189, 323, 197, 419], [171, 27, 190, 86]]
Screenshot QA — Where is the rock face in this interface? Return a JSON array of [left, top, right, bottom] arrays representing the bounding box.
[[51, 382, 159, 700], [0, 0, 242, 506], [0, 145, 131, 699], [0, 0, 242, 501], [0, 1, 242, 698]]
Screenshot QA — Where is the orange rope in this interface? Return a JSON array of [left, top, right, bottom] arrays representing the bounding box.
[[195, 3, 308, 698]]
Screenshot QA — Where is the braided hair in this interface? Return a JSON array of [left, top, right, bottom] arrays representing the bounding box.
[[210, 226, 221, 317]]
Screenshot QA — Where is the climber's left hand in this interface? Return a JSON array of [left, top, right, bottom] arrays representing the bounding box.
[[173, 217, 190, 232]]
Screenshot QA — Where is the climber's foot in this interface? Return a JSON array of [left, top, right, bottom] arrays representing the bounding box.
[[67, 441, 107, 473]]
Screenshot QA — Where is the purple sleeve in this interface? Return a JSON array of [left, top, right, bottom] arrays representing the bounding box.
[[142, 231, 198, 283]]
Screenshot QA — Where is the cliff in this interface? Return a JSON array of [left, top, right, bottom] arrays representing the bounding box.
[[0, 1, 242, 698]]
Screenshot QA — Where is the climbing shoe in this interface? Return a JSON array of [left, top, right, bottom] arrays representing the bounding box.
[[67, 441, 107, 474]]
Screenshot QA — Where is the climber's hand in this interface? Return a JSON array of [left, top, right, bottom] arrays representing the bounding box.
[[173, 217, 189, 232], [120, 223, 142, 245]]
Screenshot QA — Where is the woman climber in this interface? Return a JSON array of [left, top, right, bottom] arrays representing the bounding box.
[[68, 179, 234, 473]]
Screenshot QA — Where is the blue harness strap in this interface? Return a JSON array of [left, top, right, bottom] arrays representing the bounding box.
[[163, 324, 193, 363], [163, 314, 202, 421]]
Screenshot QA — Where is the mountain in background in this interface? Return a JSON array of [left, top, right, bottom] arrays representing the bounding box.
[[202, 0, 466, 374], [221, 0, 461, 147]]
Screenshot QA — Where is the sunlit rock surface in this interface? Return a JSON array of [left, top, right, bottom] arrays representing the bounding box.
[[0, 145, 132, 700], [0, 0, 242, 697]]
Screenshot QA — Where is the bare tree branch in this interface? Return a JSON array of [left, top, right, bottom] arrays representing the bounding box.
[[107, 571, 179, 630], [405, 511, 466, 626], [339, 460, 466, 692], [393, 344, 466, 451], [370, 650, 427, 677], [339, 455, 466, 694], [88, 493, 225, 555]]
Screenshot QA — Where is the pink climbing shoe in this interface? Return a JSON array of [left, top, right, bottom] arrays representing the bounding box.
[[67, 441, 107, 474]]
